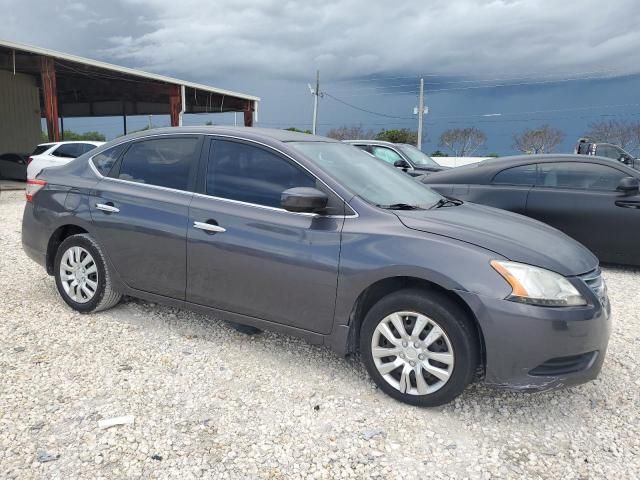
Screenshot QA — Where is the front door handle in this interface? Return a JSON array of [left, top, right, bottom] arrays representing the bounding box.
[[193, 221, 226, 233], [615, 200, 640, 209], [96, 202, 120, 213]]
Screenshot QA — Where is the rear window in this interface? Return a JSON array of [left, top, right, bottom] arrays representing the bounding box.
[[492, 164, 537, 186], [31, 145, 51, 156]]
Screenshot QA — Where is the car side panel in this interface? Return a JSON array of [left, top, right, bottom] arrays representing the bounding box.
[[526, 187, 640, 266], [331, 209, 511, 337]]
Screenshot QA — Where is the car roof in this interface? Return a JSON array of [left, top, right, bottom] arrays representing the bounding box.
[[114, 126, 338, 144], [343, 139, 396, 147], [38, 141, 105, 147], [422, 153, 639, 184]]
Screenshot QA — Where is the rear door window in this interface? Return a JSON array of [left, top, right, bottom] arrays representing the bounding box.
[[492, 164, 537, 186], [536, 162, 626, 191], [116, 136, 201, 191]]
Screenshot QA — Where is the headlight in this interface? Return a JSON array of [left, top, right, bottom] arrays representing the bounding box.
[[490, 260, 587, 307]]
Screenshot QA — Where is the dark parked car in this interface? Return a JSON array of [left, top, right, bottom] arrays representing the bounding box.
[[343, 140, 449, 176], [23, 128, 610, 406], [421, 154, 640, 266], [575, 138, 640, 170], [0, 152, 28, 181]]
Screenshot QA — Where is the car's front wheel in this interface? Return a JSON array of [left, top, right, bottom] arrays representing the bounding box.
[[54, 233, 122, 313], [360, 289, 479, 407]]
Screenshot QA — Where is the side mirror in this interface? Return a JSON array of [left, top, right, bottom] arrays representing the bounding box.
[[617, 176, 639, 194], [393, 159, 410, 169], [281, 187, 328, 213]]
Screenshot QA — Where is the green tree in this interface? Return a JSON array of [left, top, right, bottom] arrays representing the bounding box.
[[486, 153, 500, 158], [62, 130, 106, 141], [375, 128, 418, 144], [285, 127, 312, 134], [430, 150, 449, 157]]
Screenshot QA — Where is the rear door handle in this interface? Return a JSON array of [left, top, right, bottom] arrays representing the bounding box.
[[96, 203, 120, 213], [193, 221, 226, 233], [615, 200, 640, 209]]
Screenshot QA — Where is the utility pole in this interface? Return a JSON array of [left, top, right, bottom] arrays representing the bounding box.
[[312, 70, 320, 135], [417, 77, 424, 149]]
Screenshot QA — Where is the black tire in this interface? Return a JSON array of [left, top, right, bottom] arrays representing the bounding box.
[[54, 233, 122, 313], [360, 289, 479, 407]]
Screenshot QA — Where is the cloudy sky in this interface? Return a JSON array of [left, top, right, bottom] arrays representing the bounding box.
[[2, 0, 640, 154]]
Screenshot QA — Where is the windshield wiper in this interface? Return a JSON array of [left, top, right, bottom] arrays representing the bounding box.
[[377, 203, 422, 210], [429, 198, 464, 209]]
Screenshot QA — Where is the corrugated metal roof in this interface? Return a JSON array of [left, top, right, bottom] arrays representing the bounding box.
[[0, 39, 260, 103]]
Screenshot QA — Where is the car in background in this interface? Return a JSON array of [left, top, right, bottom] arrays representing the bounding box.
[[28, 141, 104, 179], [421, 154, 640, 266], [22, 127, 610, 407], [0, 152, 28, 181], [344, 140, 448, 176], [575, 138, 640, 170]]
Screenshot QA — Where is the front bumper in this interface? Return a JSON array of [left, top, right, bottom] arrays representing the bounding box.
[[458, 281, 611, 391]]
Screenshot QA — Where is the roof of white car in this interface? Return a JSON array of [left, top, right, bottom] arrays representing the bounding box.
[[38, 141, 105, 147]]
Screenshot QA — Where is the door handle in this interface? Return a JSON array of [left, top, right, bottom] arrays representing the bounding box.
[[615, 200, 640, 209], [96, 203, 120, 213], [193, 221, 226, 233]]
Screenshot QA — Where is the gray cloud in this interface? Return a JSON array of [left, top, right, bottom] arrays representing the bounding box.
[[3, 0, 639, 83]]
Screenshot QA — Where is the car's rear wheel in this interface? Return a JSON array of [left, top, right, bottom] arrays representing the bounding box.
[[360, 289, 478, 407], [54, 234, 122, 313]]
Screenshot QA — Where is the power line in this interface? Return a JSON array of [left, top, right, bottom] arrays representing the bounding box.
[[323, 92, 415, 120]]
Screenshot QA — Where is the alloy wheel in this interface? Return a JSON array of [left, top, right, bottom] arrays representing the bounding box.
[[59, 246, 99, 304], [371, 311, 455, 395]]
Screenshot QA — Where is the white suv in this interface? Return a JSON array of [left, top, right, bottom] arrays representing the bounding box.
[[27, 141, 104, 179]]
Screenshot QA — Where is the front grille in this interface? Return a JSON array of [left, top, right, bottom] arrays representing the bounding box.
[[529, 351, 598, 376], [580, 269, 607, 304]]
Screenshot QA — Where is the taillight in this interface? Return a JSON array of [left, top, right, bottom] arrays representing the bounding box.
[[27, 156, 34, 166], [26, 179, 47, 202]]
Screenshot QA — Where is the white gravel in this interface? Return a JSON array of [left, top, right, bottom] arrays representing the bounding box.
[[1, 189, 639, 479]]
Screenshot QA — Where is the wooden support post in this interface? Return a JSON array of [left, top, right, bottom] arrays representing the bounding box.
[[40, 57, 60, 142], [243, 100, 254, 127], [169, 85, 181, 127]]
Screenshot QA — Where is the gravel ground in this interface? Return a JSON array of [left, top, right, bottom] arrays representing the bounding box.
[[1, 189, 639, 479]]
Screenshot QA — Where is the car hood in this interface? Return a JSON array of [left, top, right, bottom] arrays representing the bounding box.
[[396, 202, 598, 276]]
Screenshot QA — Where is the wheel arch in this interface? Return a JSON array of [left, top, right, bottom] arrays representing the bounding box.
[[345, 276, 486, 377], [46, 224, 89, 275]]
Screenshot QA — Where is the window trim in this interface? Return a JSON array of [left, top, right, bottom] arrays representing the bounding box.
[[88, 132, 358, 218]]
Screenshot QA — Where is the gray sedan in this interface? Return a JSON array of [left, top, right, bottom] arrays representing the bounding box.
[[22, 127, 610, 406]]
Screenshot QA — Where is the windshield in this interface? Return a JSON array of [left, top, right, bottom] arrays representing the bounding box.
[[397, 144, 440, 167], [289, 142, 443, 208]]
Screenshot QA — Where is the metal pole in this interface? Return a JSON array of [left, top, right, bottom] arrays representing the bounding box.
[[417, 77, 424, 149], [312, 70, 319, 135]]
